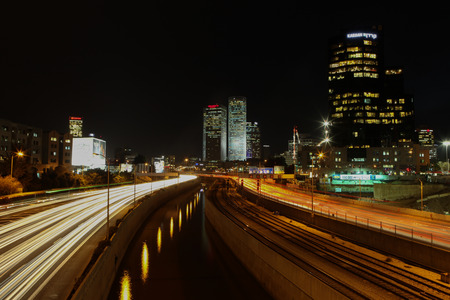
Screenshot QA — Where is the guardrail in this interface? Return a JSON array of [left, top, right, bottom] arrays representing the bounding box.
[[239, 181, 450, 251]]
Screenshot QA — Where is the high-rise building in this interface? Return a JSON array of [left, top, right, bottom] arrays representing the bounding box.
[[328, 26, 415, 148], [328, 26, 384, 147], [69, 116, 83, 137], [228, 96, 247, 161], [203, 104, 227, 161], [246, 121, 261, 159], [382, 68, 415, 145]]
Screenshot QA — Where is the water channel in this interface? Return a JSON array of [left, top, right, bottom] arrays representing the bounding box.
[[108, 187, 272, 299]]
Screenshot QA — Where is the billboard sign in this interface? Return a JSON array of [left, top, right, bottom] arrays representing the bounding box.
[[72, 137, 106, 169]]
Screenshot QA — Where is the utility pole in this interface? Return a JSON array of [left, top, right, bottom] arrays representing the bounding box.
[[134, 165, 136, 206], [106, 159, 110, 240]]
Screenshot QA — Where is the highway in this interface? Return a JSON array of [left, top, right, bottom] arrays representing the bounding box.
[[239, 177, 450, 249], [0, 175, 197, 299]]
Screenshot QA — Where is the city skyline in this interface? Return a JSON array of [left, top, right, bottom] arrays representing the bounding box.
[[2, 4, 448, 160]]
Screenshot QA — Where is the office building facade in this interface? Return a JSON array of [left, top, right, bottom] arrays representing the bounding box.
[[246, 121, 261, 159], [202, 104, 227, 161], [0, 118, 43, 165], [328, 26, 384, 147], [69, 116, 83, 137], [228, 96, 247, 161], [328, 26, 415, 148], [42, 130, 73, 170], [417, 128, 437, 161]]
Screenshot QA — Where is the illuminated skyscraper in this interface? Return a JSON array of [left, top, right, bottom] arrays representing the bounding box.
[[69, 116, 83, 137], [328, 26, 384, 147], [246, 122, 261, 159], [203, 104, 227, 161], [328, 26, 415, 148], [228, 96, 247, 161]]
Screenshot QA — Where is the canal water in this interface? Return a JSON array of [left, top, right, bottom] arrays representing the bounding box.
[[108, 187, 272, 300]]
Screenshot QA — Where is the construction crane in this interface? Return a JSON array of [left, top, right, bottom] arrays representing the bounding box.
[[293, 126, 301, 166]]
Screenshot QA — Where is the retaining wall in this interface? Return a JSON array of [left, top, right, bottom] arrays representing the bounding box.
[[240, 187, 450, 273], [205, 190, 348, 300], [71, 178, 201, 300]]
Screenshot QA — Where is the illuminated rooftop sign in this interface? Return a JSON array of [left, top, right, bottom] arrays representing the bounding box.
[[208, 105, 219, 108], [347, 32, 377, 39]]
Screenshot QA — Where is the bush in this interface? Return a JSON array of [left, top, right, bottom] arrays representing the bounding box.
[[0, 176, 24, 195]]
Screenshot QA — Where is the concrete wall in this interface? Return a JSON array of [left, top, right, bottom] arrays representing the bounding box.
[[71, 178, 201, 300], [374, 183, 447, 200], [240, 187, 450, 273], [205, 190, 348, 300]]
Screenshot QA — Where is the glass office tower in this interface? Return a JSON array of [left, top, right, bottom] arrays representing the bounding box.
[[328, 25, 415, 148], [328, 26, 384, 147], [246, 121, 261, 159], [228, 96, 247, 161], [203, 104, 227, 161]]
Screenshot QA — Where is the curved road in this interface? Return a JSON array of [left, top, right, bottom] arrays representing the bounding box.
[[0, 175, 197, 299]]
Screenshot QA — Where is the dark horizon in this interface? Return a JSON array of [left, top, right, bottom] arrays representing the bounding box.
[[2, 3, 448, 160]]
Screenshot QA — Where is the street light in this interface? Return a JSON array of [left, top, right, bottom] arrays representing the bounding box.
[[134, 165, 137, 206], [311, 152, 324, 217], [444, 141, 450, 174], [106, 159, 110, 240], [10, 151, 24, 178], [418, 178, 423, 211]]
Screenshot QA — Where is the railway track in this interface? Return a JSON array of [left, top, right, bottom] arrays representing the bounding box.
[[209, 180, 450, 299]]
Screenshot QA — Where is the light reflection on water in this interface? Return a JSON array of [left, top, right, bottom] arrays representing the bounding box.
[[141, 242, 149, 283], [119, 270, 132, 300], [157, 227, 162, 254], [179, 209, 182, 232], [110, 190, 270, 300]]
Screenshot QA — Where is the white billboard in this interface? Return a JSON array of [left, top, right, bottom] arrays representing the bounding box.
[[153, 157, 165, 173], [72, 137, 106, 169]]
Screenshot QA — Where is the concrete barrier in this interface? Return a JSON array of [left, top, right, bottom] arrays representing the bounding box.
[[205, 190, 348, 300], [70, 178, 201, 300], [239, 187, 450, 274]]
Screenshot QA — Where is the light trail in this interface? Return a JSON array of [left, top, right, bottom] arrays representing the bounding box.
[[0, 175, 197, 299], [239, 177, 450, 249]]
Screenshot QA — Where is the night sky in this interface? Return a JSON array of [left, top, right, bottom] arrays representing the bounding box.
[[2, 3, 449, 161]]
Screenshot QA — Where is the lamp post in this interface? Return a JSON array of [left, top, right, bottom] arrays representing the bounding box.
[[311, 153, 324, 217], [311, 166, 314, 216], [418, 178, 423, 211], [134, 165, 137, 206], [106, 158, 110, 240], [10, 151, 24, 178], [444, 141, 450, 174], [323, 120, 330, 141]]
